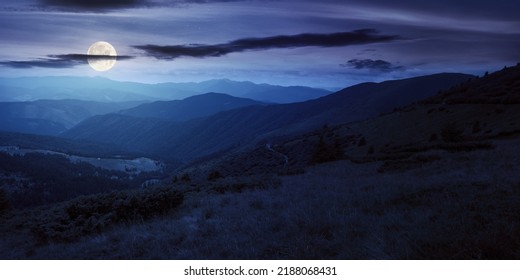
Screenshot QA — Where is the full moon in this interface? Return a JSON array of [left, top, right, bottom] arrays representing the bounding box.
[[87, 41, 117, 72]]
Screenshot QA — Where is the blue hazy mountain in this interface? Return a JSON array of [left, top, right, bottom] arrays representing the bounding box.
[[0, 131, 140, 158], [167, 79, 331, 103], [0, 93, 263, 136], [0, 77, 151, 102], [176, 64, 520, 198], [0, 76, 330, 103], [0, 99, 145, 135], [118, 93, 265, 121], [63, 73, 473, 161]]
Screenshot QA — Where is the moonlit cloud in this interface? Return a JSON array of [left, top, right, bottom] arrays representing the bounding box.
[[39, 0, 247, 12], [0, 54, 134, 69], [42, 0, 147, 10], [0, 0, 519, 88], [342, 59, 404, 72], [134, 29, 401, 60]]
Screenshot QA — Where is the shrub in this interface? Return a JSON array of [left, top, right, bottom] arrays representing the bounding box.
[[180, 173, 191, 183], [472, 121, 482, 134], [311, 136, 343, 164], [278, 168, 306, 176], [207, 170, 223, 181], [439, 141, 494, 152], [358, 137, 367, 146], [441, 122, 464, 143], [0, 188, 9, 214], [30, 186, 184, 243], [210, 176, 280, 194]]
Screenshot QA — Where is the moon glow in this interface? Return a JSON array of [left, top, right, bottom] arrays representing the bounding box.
[[87, 41, 117, 72]]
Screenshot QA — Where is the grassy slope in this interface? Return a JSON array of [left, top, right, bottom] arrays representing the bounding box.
[[1, 137, 518, 259], [1, 67, 519, 259], [181, 66, 520, 178], [63, 73, 471, 162]]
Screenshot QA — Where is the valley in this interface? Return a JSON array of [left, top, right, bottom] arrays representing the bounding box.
[[0, 146, 164, 176], [0, 66, 519, 259]]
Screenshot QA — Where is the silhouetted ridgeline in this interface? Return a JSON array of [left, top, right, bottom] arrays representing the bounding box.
[[0, 76, 329, 103], [0, 99, 145, 136], [423, 64, 520, 104], [0, 131, 140, 158], [118, 93, 265, 121], [63, 73, 472, 162]]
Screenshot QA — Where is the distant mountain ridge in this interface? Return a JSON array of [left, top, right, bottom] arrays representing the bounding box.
[[0, 76, 330, 103], [118, 93, 265, 121], [178, 65, 520, 178], [0, 99, 144, 135], [63, 73, 473, 162], [0, 93, 268, 136], [422, 65, 520, 104], [168, 79, 331, 103], [0, 131, 140, 158]]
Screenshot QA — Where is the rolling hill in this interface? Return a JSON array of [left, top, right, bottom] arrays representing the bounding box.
[[168, 79, 331, 103], [0, 131, 141, 158], [0, 76, 330, 103], [63, 73, 472, 162], [118, 93, 265, 121], [3, 66, 519, 260], [4, 66, 520, 259], [0, 77, 151, 102], [0, 99, 145, 135], [186, 64, 520, 178]]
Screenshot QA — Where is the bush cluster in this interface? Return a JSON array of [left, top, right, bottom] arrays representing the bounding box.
[[207, 170, 223, 181], [0, 188, 9, 214], [441, 122, 464, 143], [31, 186, 183, 243], [311, 136, 343, 164], [210, 176, 280, 194], [0, 153, 142, 209]]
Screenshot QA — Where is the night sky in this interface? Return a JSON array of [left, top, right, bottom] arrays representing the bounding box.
[[1, 0, 519, 88]]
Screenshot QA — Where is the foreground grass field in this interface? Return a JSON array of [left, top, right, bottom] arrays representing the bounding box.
[[1, 136, 518, 259]]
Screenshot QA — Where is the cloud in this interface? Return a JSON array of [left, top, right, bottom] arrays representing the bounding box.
[[0, 54, 134, 69], [328, 0, 520, 21], [42, 0, 147, 10], [40, 0, 246, 12], [134, 29, 400, 60], [341, 59, 405, 72]]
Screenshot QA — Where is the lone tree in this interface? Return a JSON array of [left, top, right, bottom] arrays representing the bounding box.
[[180, 173, 191, 183], [311, 135, 343, 163], [472, 121, 482, 134], [441, 122, 464, 142], [358, 137, 367, 146], [207, 170, 223, 181]]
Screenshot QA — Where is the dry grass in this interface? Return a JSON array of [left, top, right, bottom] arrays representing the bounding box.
[[1, 138, 519, 259]]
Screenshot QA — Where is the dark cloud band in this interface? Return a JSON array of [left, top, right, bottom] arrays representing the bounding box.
[[0, 54, 134, 69], [134, 29, 401, 60], [40, 0, 245, 11], [342, 59, 405, 72], [42, 0, 147, 10]]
